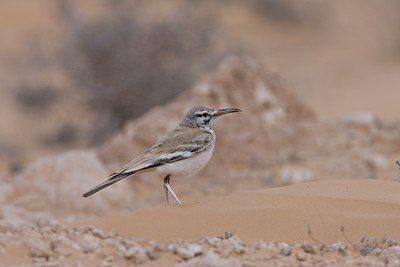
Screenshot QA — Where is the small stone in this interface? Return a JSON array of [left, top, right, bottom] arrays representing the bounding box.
[[124, 246, 147, 262], [165, 243, 177, 252], [384, 240, 400, 247], [206, 237, 220, 246], [146, 249, 159, 260], [227, 236, 246, 254], [331, 241, 346, 251], [233, 243, 246, 254], [50, 240, 61, 251], [331, 241, 348, 256], [51, 224, 63, 234], [176, 250, 242, 267], [301, 244, 315, 254], [88, 226, 109, 239], [80, 234, 99, 253], [364, 153, 389, 170], [30, 240, 53, 259], [319, 244, 331, 253], [259, 241, 280, 253], [71, 242, 81, 250], [176, 244, 203, 260], [280, 243, 292, 256], [281, 167, 313, 184], [341, 112, 381, 130], [100, 256, 114, 267], [121, 239, 138, 248], [295, 252, 310, 261], [32, 256, 47, 264]]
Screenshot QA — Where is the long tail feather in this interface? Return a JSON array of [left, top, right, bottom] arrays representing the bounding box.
[[82, 172, 133, 197]]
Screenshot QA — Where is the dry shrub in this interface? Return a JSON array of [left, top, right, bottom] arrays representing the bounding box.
[[60, 1, 222, 144]]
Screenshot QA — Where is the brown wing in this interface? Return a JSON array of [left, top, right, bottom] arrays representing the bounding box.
[[119, 126, 213, 173], [82, 126, 213, 197]]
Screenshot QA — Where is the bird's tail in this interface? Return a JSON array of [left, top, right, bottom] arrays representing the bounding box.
[[82, 171, 133, 197]]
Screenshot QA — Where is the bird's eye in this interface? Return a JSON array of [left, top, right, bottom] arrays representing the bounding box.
[[202, 113, 208, 117]]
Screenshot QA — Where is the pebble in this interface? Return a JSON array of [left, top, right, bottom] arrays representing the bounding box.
[[295, 252, 310, 261], [176, 244, 203, 260], [146, 248, 159, 260], [100, 256, 114, 267], [30, 240, 53, 259], [206, 236, 221, 246], [301, 244, 315, 254], [280, 243, 292, 256], [341, 112, 381, 130], [124, 246, 147, 262]]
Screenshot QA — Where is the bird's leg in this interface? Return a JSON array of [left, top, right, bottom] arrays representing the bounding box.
[[163, 175, 182, 205], [165, 183, 182, 205], [163, 175, 170, 205]]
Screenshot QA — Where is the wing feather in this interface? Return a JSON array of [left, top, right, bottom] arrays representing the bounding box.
[[82, 126, 213, 197], [121, 126, 213, 172]]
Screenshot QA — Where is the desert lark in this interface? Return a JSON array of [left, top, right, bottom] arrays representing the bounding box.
[[83, 106, 241, 204]]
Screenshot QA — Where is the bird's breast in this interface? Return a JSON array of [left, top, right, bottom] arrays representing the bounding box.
[[156, 142, 215, 177]]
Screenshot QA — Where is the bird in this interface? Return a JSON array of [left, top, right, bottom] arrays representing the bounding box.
[[82, 106, 241, 204]]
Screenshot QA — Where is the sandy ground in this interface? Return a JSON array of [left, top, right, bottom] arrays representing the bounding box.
[[82, 180, 400, 244]]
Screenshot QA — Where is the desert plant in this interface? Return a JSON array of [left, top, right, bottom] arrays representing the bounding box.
[[60, 1, 219, 144]]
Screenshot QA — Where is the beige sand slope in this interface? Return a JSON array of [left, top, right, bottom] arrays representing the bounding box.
[[83, 179, 400, 243]]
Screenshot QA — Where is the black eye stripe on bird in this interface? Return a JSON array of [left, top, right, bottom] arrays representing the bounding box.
[[83, 106, 241, 205]]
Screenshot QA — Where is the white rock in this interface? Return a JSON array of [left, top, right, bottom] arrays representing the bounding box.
[[13, 150, 134, 214], [176, 250, 241, 267], [281, 167, 314, 184], [206, 237, 221, 246], [331, 241, 347, 250], [123, 246, 147, 262], [226, 236, 246, 254], [280, 243, 292, 256], [364, 153, 389, 169], [176, 244, 203, 260], [341, 112, 381, 129]]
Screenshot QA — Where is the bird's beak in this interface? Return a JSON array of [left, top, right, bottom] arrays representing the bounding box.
[[214, 108, 241, 117]]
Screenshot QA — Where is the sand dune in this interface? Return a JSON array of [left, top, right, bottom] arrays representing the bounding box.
[[82, 179, 400, 243]]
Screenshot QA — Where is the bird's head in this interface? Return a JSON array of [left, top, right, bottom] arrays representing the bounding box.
[[181, 106, 241, 129]]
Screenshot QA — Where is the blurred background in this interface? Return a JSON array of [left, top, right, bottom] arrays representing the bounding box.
[[1, 0, 400, 177]]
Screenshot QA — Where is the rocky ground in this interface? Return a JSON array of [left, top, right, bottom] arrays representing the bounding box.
[[2, 224, 400, 267]]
